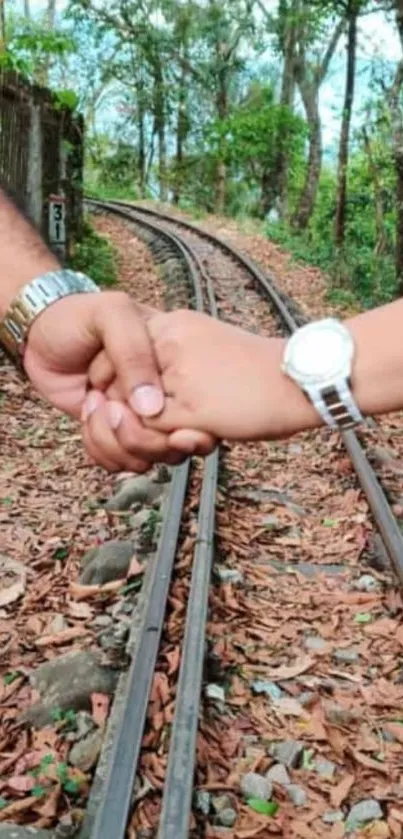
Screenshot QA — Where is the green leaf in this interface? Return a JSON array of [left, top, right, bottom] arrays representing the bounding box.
[[53, 547, 69, 562], [3, 671, 21, 685], [31, 785, 45, 798], [247, 799, 279, 816], [322, 518, 337, 527], [0, 797, 8, 810], [354, 612, 373, 624], [63, 778, 80, 795], [302, 749, 315, 770], [1, 497, 13, 505]]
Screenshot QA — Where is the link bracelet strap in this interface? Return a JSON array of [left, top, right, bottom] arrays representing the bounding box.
[[0, 270, 99, 365], [308, 380, 364, 430]]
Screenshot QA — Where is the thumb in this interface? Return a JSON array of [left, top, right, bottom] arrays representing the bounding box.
[[93, 293, 164, 418]]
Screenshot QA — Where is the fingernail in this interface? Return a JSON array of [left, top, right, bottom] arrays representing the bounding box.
[[107, 401, 124, 430], [82, 391, 101, 422], [130, 385, 164, 417]]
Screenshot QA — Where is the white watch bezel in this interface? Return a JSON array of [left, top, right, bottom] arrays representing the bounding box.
[[283, 319, 363, 430], [283, 318, 353, 388]]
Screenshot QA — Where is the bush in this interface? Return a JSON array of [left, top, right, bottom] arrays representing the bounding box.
[[69, 218, 117, 288]]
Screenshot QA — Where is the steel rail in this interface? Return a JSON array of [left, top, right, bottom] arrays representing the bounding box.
[[102, 199, 403, 587], [84, 199, 219, 839]]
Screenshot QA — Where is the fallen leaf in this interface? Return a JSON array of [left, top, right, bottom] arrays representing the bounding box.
[[7, 774, 36, 793], [347, 747, 389, 775], [330, 773, 355, 808], [70, 580, 123, 599], [35, 626, 91, 646], [264, 657, 314, 681], [68, 601, 93, 620], [91, 693, 110, 726], [383, 722, 403, 745], [128, 556, 144, 577], [272, 698, 310, 719]]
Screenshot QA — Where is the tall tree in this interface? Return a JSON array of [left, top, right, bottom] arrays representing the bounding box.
[[334, 0, 360, 247], [0, 0, 6, 53], [389, 0, 403, 293]]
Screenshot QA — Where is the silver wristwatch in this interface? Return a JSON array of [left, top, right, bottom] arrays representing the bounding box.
[[0, 269, 99, 368], [282, 318, 363, 430]]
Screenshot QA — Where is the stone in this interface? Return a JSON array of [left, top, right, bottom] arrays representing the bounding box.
[[314, 758, 336, 779], [322, 810, 344, 825], [130, 509, 151, 529], [346, 799, 383, 832], [194, 790, 211, 816], [266, 764, 291, 787], [240, 773, 272, 801], [304, 635, 328, 652], [369, 446, 397, 467], [92, 614, 113, 629], [267, 560, 346, 579], [49, 614, 68, 634], [215, 566, 243, 584], [269, 741, 304, 769], [21, 650, 118, 727], [216, 809, 237, 828], [351, 574, 381, 593], [324, 704, 361, 726], [66, 711, 95, 742], [333, 648, 360, 665], [286, 785, 308, 807], [212, 795, 234, 813], [105, 476, 164, 511], [0, 829, 54, 838], [251, 681, 283, 700], [80, 540, 135, 585], [299, 691, 316, 707], [205, 684, 225, 703], [262, 515, 282, 531], [69, 728, 104, 771]]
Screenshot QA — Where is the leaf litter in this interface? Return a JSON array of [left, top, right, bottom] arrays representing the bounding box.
[[124, 206, 403, 839]]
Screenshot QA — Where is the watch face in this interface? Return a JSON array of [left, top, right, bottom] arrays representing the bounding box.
[[285, 320, 353, 384]]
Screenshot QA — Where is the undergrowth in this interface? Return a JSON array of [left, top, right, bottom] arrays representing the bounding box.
[[69, 217, 117, 288]]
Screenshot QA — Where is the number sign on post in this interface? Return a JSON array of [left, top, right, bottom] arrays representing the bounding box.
[[48, 195, 66, 261]]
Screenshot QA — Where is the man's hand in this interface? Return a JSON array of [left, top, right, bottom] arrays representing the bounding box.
[[23, 290, 196, 472]]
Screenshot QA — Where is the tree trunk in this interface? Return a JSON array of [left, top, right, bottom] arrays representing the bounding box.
[[291, 85, 321, 229], [152, 60, 167, 201], [0, 0, 6, 54], [362, 127, 387, 255], [395, 151, 403, 294], [214, 63, 228, 215], [23, 0, 30, 18], [334, 1, 358, 248], [276, 0, 299, 217], [136, 79, 146, 197], [173, 64, 188, 205]]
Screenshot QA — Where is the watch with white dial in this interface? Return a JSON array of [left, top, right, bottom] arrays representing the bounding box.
[[282, 318, 364, 430], [0, 269, 99, 370]]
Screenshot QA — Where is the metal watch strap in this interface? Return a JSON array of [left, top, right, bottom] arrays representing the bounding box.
[[0, 270, 99, 364], [307, 380, 363, 430]]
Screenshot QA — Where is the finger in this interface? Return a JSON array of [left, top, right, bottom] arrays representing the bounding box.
[[89, 350, 115, 392], [168, 429, 218, 457], [82, 391, 155, 473], [93, 293, 165, 418]]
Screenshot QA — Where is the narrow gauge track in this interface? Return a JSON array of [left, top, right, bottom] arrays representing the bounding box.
[[84, 198, 403, 839]]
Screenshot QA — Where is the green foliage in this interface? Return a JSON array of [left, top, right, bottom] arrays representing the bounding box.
[[247, 799, 279, 816], [69, 219, 117, 288], [3, 671, 21, 685]]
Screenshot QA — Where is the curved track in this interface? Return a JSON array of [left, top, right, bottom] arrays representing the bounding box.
[[84, 198, 403, 839]]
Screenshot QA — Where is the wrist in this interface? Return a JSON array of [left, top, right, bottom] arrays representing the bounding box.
[[250, 335, 322, 440]]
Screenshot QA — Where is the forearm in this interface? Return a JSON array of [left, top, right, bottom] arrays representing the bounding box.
[[270, 298, 403, 437], [0, 188, 59, 317]]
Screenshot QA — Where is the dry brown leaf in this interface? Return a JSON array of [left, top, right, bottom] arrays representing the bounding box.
[[7, 774, 36, 793], [91, 692, 110, 726], [272, 697, 311, 720], [0, 795, 43, 820], [35, 783, 62, 818], [264, 656, 314, 681], [330, 773, 355, 808], [35, 626, 91, 646], [383, 722, 403, 745], [69, 580, 123, 599], [68, 601, 93, 620], [128, 556, 144, 577], [347, 747, 389, 775]]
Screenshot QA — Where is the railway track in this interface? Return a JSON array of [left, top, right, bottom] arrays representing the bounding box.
[[83, 198, 403, 839]]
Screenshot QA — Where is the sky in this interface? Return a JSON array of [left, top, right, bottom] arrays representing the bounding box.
[[16, 0, 402, 152]]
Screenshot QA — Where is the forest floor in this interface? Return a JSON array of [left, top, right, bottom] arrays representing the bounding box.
[[1, 207, 403, 838]]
